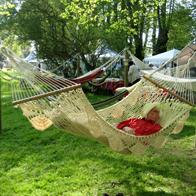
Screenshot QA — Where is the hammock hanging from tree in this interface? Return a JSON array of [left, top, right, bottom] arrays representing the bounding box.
[[70, 51, 123, 84], [36, 50, 124, 85], [0, 62, 129, 109], [47, 49, 151, 85], [0, 42, 195, 155]]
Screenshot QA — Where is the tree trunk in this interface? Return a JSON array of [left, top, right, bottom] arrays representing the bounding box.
[[154, 29, 169, 54], [0, 74, 2, 133], [143, 28, 149, 52], [152, 8, 157, 55], [134, 35, 144, 60], [154, 0, 174, 54], [132, 0, 146, 60], [75, 56, 81, 77], [123, 50, 129, 87], [80, 54, 92, 71]]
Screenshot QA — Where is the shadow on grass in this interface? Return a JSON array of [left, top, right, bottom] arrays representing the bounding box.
[[171, 124, 195, 139], [1, 94, 195, 195], [135, 191, 174, 196], [190, 107, 196, 115], [170, 107, 196, 139], [0, 123, 195, 195]]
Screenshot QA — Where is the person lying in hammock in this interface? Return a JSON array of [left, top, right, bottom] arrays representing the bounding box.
[[116, 103, 161, 136]]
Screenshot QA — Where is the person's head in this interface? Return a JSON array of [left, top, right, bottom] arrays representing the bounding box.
[[142, 102, 161, 122], [128, 60, 134, 68], [146, 107, 160, 122]]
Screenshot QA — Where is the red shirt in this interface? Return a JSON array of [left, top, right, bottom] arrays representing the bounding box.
[[116, 118, 161, 136]]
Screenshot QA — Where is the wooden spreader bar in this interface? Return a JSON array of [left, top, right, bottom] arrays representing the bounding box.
[[143, 75, 195, 107], [13, 83, 81, 105]]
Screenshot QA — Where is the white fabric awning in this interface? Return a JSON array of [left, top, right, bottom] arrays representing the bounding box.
[[144, 49, 181, 66]]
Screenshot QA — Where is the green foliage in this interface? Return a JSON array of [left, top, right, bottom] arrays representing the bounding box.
[[0, 0, 195, 63], [167, 3, 195, 49], [0, 1, 29, 55], [1, 78, 196, 195], [0, 2, 15, 16], [6, 0, 157, 61]]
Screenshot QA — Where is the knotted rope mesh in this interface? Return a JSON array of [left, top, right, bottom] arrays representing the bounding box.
[[0, 42, 195, 154]]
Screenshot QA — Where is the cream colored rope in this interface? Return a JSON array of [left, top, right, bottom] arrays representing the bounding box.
[[1, 45, 194, 155]]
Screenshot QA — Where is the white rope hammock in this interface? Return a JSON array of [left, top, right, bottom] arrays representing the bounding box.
[[127, 50, 152, 70], [0, 43, 195, 155]]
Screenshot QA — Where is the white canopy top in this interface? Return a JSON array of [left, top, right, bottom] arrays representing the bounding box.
[[95, 47, 119, 58], [144, 49, 181, 66], [25, 51, 38, 63]]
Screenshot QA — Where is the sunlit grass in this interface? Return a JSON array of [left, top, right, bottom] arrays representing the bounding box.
[[1, 79, 196, 195]]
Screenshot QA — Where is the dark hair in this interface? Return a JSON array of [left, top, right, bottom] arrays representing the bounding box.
[[128, 60, 134, 66]]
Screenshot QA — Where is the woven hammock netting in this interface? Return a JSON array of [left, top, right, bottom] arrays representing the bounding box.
[[0, 41, 195, 154], [71, 50, 124, 84]]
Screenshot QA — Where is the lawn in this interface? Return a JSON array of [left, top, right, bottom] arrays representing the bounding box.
[[0, 79, 196, 196]]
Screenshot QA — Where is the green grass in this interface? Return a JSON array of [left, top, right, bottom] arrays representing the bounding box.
[[1, 79, 196, 196]]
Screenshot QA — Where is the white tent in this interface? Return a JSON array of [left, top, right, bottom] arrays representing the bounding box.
[[94, 44, 121, 58], [143, 49, 180, 67], [25, 51, 37, 63], [24, 51, 47, 70], [99, 48, 118, 58]]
